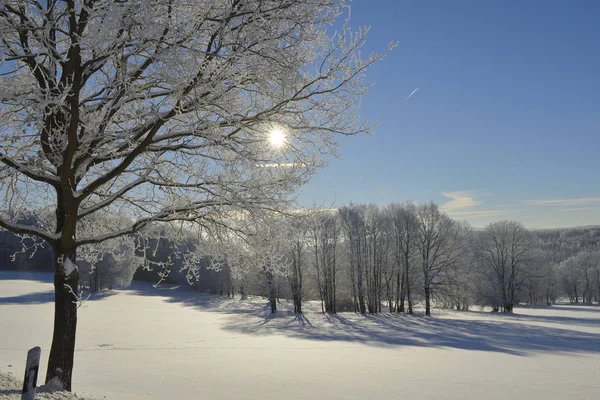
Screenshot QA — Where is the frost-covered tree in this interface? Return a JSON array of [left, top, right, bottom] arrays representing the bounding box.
[[559, 251, 600, 304], [339, 203, 367, 313], [288, 217, 309, 314], [415, 202, 468, 316], [589, 251, 600, 303], [309, 211, 339, 313], [78, 234, 140, 292], [0, 0, 388, 389], [474, 220, 532, 312], [363, 204, 387, 313], [387, 202, 419, 313], [558, 255, 584, 303], [246, 216, 296, 313], [521, 249, 559, 306]]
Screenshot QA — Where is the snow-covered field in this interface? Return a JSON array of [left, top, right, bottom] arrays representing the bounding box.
[[1, 271, 600, 400]]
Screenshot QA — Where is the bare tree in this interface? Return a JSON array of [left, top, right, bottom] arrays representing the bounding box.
[[590, 251, 600, 303], [559, 251, 600, 304], [245, 217, 293, 313], [415, 202, 467, 316], [0, 0, 388, 389], [310, 211, 339, 314], [522, 249, 559, 306], [363, 204, 387, 313], [339, 204, 367, 313], [288, 218, 308, 314], [475, 220, 532, 312], [388, 202, 419, 314]]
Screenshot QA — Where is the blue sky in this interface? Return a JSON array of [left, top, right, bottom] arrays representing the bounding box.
[[297, 0, 600, 229]]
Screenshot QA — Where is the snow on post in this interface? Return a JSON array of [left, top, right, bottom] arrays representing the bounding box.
[[21, 346, 41, 400]]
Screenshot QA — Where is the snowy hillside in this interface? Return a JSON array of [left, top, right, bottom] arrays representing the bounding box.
[[1, 271, 600, 399]]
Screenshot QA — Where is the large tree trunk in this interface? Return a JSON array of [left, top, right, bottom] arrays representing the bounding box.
[[46, 250, 78, 391], [46, 193, 79, 391]]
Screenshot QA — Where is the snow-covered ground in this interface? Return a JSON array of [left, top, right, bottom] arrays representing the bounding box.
[[1, 271, 600, 400]]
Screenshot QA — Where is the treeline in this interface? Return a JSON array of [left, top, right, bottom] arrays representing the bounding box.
[[2, 205, 599, 313], [200, 202, 600, 314]]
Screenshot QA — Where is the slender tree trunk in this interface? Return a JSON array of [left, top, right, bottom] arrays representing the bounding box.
[[356, 251, 366, 314], [265, 269, 276, 313], [424, 285, 431, 316], [332, 249, 337, 314], [386, 274, 394, 313], [297, 259, 302, 314], [595, 269, 600, 304], [313, 231, 325, 314], [290, 245, 303, 314], [405, 253, 413, 314], [350, 263, 358, 313], [545, 285, 552, 306], [398, 271, 405, 312]]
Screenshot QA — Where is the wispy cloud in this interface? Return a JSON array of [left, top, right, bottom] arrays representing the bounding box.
[[448, 209, 525, 218], [522, 198, 600, 207], [440, 190, 481, 212], [440, 190, 522, 220], [404, 88, 419, 102], [563, 207, 599, 212]]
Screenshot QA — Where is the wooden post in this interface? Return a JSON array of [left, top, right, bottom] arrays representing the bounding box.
[[22, 346, 41, 400]]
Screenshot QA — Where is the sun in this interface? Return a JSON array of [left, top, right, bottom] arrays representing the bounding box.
[[268, 128, 287, 149]]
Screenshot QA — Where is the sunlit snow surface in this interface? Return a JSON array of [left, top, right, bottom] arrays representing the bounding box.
[[1, 271, 599, 400]]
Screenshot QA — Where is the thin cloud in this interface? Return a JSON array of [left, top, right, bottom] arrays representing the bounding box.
[[404, 88, 419, 102], [563, 207, 599, 212], [440, 190, 481, 212], [448, 209, 525, 218], [522, 198, 600, 207], [440, 190, 521, 220]]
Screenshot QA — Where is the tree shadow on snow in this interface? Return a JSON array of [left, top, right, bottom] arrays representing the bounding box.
[[0, 290, 54, 304], [460, 308, 600, 328], [124, 282, 600, 357], [125, 281, 257, 313], [218, 310, 600, 357], [0, 288, 119, 305], [0, 270, 54, 283], [0, 389, 21, 396], [502, 313, 600, 327]]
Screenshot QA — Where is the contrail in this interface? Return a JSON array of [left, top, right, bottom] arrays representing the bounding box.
[[404, 87, 419, 102]]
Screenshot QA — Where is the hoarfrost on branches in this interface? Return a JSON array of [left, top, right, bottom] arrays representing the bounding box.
[[0, 0, 390, 390]]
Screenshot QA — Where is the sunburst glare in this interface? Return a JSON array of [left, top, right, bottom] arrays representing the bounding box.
[[268, 128, 287, 149]]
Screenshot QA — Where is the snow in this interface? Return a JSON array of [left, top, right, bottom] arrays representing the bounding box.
[[1, 270, 600, 399], [0, 370, 98, 399], [62, 259, 77, 276]]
